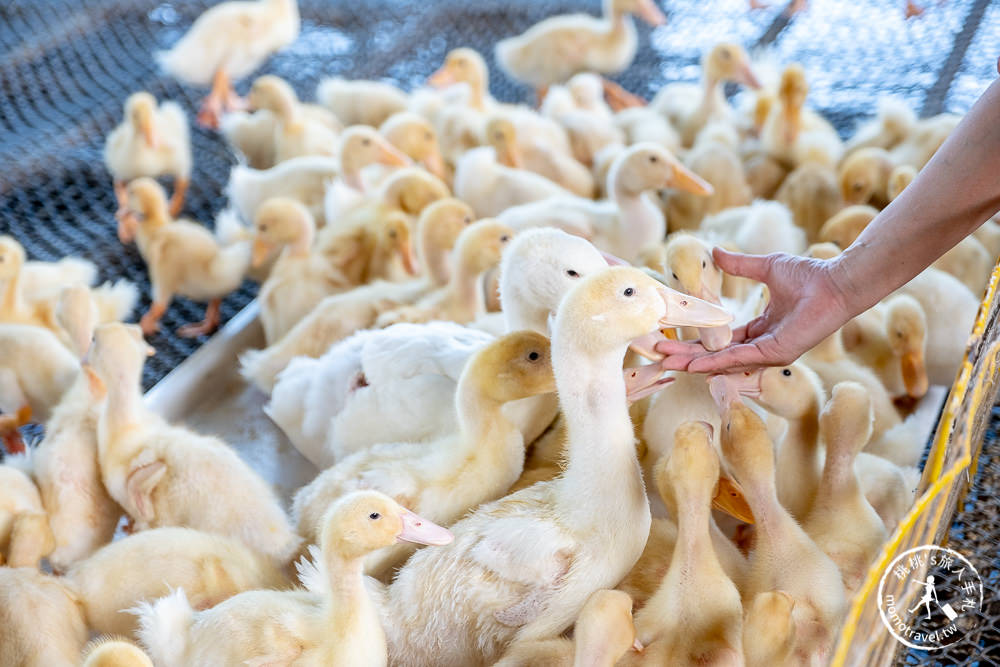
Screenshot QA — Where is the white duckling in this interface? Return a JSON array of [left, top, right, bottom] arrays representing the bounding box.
[[495, 0, 666, 98], [27, 287, 123, 571], [136, 491, 451, 667], [698, 199, 806, 256], [842, 294, 929, 400], [375, 219, 513, 327], [245, 75, 341, 163], [251, 197, 349, 344], [0, 465, 53, 569], [486, 116, 595, 198], [743, 591, 797, 667], [629, 422, 744, 666], [157, 0, 299, 128], [239, 198, 474, 392], [85, 322, 301, 565], [652, 42, 762, 147], [227, 126, 411, 226], [454, 146, 572, 218], [122, 178, 250, 338], [66, 526, 288, 638], [0, 567, 87, 667], [499, 143, 713, 262], [494, 589, 643, 667], [386, 267, 731, 666], [802, 382, 888, 593], [714, 387, 846, 666], [293, 331, 554, 577], [316, 76, 409, 127], [81, 638, 154, 667], [266, 227, 607, 468], [104, 92, 192, 218]]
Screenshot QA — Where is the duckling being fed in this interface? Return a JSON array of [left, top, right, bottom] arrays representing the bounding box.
[[104, 92, 192, 219], [122, 178, 250, 337], [136, 491, 451, 667], [157, 0, 300, 128], [292, 331, 555, 578]]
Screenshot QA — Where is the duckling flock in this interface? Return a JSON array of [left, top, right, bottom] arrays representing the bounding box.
[[1, 0, 995, 664]]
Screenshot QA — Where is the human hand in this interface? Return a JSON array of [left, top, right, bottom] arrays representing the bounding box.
[[655, 247, 853, 373]]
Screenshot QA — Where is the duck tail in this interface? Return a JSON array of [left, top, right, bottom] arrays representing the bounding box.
[[133, 588, 193, 666]]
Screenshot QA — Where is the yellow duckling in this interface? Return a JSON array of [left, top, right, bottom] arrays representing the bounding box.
[[454, 145, 572, 218], [252, 198, 350, 345], [66, 526, 288, 638], [886, 163, 916, 202], [653, 42, 762, 147], [293, 331, 554, 578], [0, 465, 54, 569], [375, 219, 513, 327], [316, 76, 409, 127], [494, 589, 643, 666], [85, 322, 302, 565], [495, 0, 666, 98], [743, 591, 797, 667], [629, 422, 744, 666], [104, 92, 192, 219], [157, 0, 299, 128], [123, 178, 250, 337], [837, 147, 894, 207], [802, 382, 889, 594], [761, 64, 843, 168], [82, 638, 154, 667], [136, 491, 451, 667], [486, 116, 595, 197], [817, 204, 878, 249], [379, 112, 448, 182], [714, 386, 846, 666], [319, 211, 417, 287], [775, 158, 844, 242], [324, 166, 449, 238], [245, 75, 341, 163], [238, 198, 474, 392], [0, 568, 87, 666]]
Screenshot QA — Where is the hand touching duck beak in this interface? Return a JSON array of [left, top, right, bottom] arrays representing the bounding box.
[[658, 285, 733, 328], [708, 371, 762, 411], [623, 364, 675, 403], [397, 508, 453, 546]]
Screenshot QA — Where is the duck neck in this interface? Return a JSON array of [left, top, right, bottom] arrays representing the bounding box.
[[603, 0, 629, 33], [574, 640, 622, 667], [323, 550, 377, 637], [502, 287, 549, 335], [417, 230, 453, 287], [0, 273, 26, 320], [612, 182, 665, 259], [555, 341, 647, 529], [786, 402, 820, 461], [818, 439, 860, 500], [287, 219, 315, 258], [675, 492, 713, 558], [743, 475, 785, 542], [448, 260, 487, 321], [697, 73, 722, 123], [453, 373, 522, 474], [98, 360, 146, 446]]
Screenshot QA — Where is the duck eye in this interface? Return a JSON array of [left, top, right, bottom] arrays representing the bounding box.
[[463, 216, 472, 224], [671, 272, 678, 281], [566, 269, 579, 278], [623, 287, 635, 297], [389, 230, 397, 238], [853, 182, 864, 191], [369, 512, 381, 520], [259, 224, 268, 232], [500, 235, 510, 242], [782, 369, 792, 377], [362, 138, 372, 146], [648, 155, 658, 163], [702, 260, 707, 269], [424, 132, 433, 141], [528, 351, 540, 361]]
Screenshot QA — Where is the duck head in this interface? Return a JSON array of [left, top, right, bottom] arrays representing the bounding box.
[[711, 362, 824, 421], [820, 381, 874, 461], [428, 48, 488, 108], [247, 75, 298, 119], [337, 126, 412, 190], [704, 43, 761, 89], [778, 64, 808, 144], [838, 148, 886, 205], [609, 143, 714, 198], [252, 197, 315, 267], [887, 164, 916, 202], [575, 589, 644, 661], [83, 322, 155, 401], [453, 219, 514, 277], [885, 295, 929, 399], [379, 112, 446, 181], [469, 330, 555, 403], [56, 285, 98, 361], [485, 117, 522, 169], [415, 198, 475, 284], [379, 167, 450, 216], [0, 236, 26, 284], [123, 178, 170, 243], [125, 92, 158, 149], [610, 0, 667, 26], [374, 211, 418, 276]]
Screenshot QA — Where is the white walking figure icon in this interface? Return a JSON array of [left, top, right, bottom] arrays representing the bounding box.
[[907, 575, 939, 620]]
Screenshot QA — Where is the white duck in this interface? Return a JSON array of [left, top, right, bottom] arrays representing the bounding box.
[[136, 491, 451, 667], [157, 0, 300, 128], [499, 143, 713, 262], [104, 92, 192, 218], [385, 267, 731, 666], [265, 227, 608, 467], [292, 331, 555, 578], [495, 0, 666, 97]]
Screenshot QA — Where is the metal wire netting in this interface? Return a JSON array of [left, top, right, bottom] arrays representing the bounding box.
[[1, 0, 998, 664]]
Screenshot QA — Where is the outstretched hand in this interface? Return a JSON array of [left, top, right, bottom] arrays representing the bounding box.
[[656, 247, 854, 374]]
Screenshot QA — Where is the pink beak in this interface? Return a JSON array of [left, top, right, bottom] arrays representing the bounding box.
[[397, 508, 453, 546], [709, 371, 762, 411], [624, 364, 675, 403]]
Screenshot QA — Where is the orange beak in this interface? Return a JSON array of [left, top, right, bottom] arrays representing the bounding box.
[[736, 62, 762, 90], [117, 213, 137, 244], [251, 238, 273, 268], [428, 66, 456, 88], [423, 149, 447, 181], [901, 348, 929, 399], [399, 237, 418, 276], [713, 475, 755, 524], [667, 163, 714, 196], [138, 112, 159, 149], [498, 142, 522, 169], [377, 141, 412, 167], [636, 0, 668, 26]]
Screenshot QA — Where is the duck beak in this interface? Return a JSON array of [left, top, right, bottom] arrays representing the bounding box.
[[636, 0, 667, 26], [709, 372, 762, 412], [735, 62, 762, 90], [624, 364, 674, 403], [423, 149, 447, 181], [400, 238, 419, 276], [629, 330, 667, 362], [499, 143, 523, 169], [378, 141, 412, 167], [667, 163, 714, 197], [428, 66, 456, 88], [713, 475, 755, 524], [397, 508, 453, 546], [251, 239, 273, 268], [117, 212, 138, 244], [632, 638, 645, 653], [902, 348, 929, 399], [138, 111, 159, 149], [658, 286, 732, 328]]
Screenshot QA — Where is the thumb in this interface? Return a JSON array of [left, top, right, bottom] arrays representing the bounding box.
[[712, 247, 773, 283]]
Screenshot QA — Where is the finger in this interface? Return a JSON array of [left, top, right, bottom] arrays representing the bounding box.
[[687, 343, 771, 374], [654, 339, 707, 356], [744, 315, 770, 340], [729, 324, 749, 344], [660, 353, 699, 371], [712, 247, 774, 283]]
